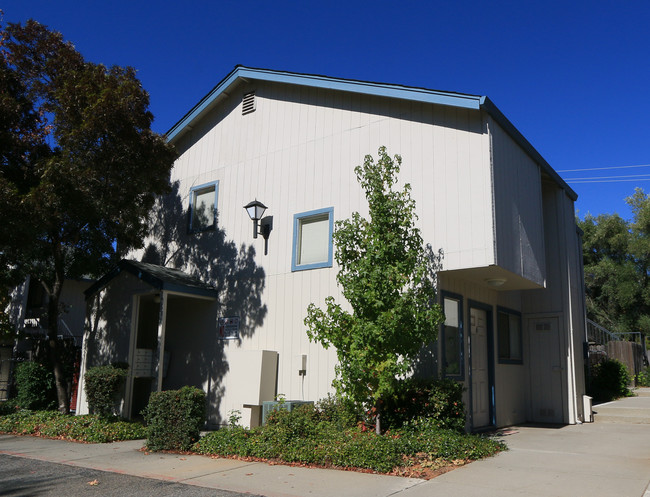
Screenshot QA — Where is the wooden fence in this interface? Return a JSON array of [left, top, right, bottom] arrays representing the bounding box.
[[606, 340, 645, 380]]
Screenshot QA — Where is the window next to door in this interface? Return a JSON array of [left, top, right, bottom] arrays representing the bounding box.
[[497, 307, 522, 364], [441, 292, 464, 380]]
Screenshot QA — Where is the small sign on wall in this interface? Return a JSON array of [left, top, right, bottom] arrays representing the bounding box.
[[218, 316, 240, 339]]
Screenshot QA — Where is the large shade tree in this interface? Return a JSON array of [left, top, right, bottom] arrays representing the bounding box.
[[305, 147, 443, 433], [0, 19, 176, 412], [578, 188, 650, 339]]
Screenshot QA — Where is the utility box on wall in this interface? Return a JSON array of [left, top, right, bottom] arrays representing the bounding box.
[[229, 349, 278, 427]]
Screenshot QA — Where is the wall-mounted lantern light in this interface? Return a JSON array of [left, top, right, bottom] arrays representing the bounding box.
[[244, 199, 272, 255], [244, 200, 267, 238]]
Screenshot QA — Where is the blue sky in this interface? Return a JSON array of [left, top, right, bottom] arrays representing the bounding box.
[[3, 1, 649, 220]]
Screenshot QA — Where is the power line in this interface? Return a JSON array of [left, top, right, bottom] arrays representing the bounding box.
[[565, 173, 650, 181], [566, 177, 650, 184], [558, 164, 650, 173]]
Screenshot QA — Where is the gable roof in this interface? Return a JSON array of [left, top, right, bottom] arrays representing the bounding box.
[[166, 65, 576, 201], [84, 260, 218, 300]]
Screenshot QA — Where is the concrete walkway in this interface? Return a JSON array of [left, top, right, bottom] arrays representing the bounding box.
[[2, 389, 650, 497]]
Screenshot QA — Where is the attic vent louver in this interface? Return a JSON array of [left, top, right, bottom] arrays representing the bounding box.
[[242, 91, 256, 115]]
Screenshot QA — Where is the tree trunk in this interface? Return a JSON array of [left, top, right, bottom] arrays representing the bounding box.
[[46, 270, 70, 415], [375, 398, 381, 435]]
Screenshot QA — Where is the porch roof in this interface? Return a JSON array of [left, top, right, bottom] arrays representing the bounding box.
[[84, 260, 218, 300]]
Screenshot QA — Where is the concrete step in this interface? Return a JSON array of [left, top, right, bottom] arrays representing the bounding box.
[[632, 388, 650, 397], [593, 405, 650, 424], [593, 414, 650, 424]]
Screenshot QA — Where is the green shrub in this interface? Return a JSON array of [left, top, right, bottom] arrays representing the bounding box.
[[381, 377, 466, 432], [193, 398, 504, 474], [636, 367, 650, 387], [0, 410, 146, 442], [143, 386, 206, 451], [399, 416, 503, 459], [195, 407, 406, 472], [13, 361, 56, 410], [314, 394, 362, 429], [84, 365, 128, 417], [589, 359, 633, 402], [0, 400, 17, 416]]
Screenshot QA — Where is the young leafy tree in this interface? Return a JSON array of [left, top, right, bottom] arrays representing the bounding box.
[[305, 147, 443, 433], [0, 19, 176, 413], [579, 188, 650, 338]]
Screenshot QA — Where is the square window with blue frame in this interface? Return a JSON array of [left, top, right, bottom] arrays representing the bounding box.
[[291, 207, 334, 271], [189, 181, 218, 232]]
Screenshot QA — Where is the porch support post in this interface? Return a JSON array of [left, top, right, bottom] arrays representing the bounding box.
[[154, 291, 168, 392]]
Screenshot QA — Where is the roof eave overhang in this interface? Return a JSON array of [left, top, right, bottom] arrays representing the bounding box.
[[165, 66, 483, 144], [84, 262, 218, 300], [479, 96, 578, 201]]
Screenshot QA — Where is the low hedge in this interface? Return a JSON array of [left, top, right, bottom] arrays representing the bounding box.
[[0, 410, 146, 442], [381, 377, 466, 432], [194, 403, 504, 474], [143, 386, 206, 451], [84, 364, 128, 417], [589, 359, 633, 402]]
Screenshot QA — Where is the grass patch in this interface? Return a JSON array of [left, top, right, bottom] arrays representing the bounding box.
[[0, 410, 147, 443], [194, 406, 505, 475]]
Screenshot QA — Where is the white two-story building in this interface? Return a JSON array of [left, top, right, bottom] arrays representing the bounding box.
[[76, 66, 588, 430]]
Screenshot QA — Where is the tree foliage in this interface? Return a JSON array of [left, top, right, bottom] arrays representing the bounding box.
[[578, 188, 650, 335], [0, 19, 176, 412], [305, 147, 443, 432]]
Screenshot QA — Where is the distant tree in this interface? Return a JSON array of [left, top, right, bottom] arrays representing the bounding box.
[[305, 147, 444, 434], [0, 19, 176, 413], [579, 188, 650, 338]]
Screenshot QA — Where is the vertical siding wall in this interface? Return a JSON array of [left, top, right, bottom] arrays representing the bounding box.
[[490, 117, 546, 287], [77, 273, 151, 415], [521, 181, 586, 423], [169, 81, 496, 423]]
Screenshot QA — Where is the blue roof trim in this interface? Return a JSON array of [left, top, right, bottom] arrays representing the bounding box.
[[235, 67, 482, 109], [167, 66, 577, 201], [166, 66, 482, 142], [166, 66, 242, 142]]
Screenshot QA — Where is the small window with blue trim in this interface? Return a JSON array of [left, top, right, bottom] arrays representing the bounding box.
[[441, 292, 464, 379], [189, 181, 218, 232], [291, 207, 334, 271], [497, 308, 522, 364]]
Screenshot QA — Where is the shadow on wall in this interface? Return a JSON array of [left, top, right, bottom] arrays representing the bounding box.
[[139, 181, 268, 425], [412, 245, 444, 379]]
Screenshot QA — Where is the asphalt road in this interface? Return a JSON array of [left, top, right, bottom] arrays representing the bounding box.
[[0, 454, 261, 497]]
